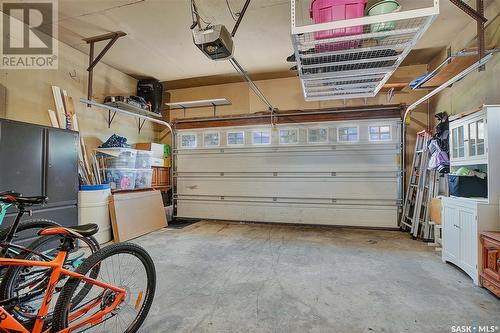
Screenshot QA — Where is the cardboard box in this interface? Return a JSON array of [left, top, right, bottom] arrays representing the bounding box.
[[430, 197, 442, 224], [151, 157, 164, 167], [164, 156, 171, 167], [109, 189, 167, 242], [135, 143, 166, 159], [151, 157, 171, 167]]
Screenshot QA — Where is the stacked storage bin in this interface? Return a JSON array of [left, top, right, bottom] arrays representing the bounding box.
[[98, 148, 153, 190], [309, 0, 368, 51], [135, 150, 153, 189]]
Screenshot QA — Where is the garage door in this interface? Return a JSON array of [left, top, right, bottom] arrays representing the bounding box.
[[174, 118, 402, 228]]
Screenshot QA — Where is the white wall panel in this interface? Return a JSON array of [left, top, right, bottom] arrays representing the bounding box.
[[177, 149, 400, 173], [177, 177, 399, 200], [177, 201, 398, 228]]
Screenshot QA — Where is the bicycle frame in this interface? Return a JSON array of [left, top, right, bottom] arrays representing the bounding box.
[[0, 202, 31, 257], [0, 250, 126, 333]]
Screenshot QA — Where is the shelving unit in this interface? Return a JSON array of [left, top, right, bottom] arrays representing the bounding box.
[[80, 98, 172, 133], [441, 105, 500, 286], [290, 0, 439, 101], [165, 98, 232, 118]]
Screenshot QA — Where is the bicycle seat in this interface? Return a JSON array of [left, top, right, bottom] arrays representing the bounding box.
[[0, 192, 47, 205], [39, 224, 99, 238]]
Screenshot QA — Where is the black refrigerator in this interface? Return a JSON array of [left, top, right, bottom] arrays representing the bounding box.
[[0, 118, 79, 228]]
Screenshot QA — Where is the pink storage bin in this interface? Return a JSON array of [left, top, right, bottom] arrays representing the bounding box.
[[310, 0, 367, 50]]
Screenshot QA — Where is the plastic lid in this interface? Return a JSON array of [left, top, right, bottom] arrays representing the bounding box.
[[79, 184, 111, 191]]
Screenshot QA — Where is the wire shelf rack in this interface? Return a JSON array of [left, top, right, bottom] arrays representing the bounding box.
[[291, 0, 439, 101]]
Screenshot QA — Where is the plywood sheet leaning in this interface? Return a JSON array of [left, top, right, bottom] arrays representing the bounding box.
[[47, 109, 60, 128], [109, 189, 167, 242], [51, 86, 66, 129]]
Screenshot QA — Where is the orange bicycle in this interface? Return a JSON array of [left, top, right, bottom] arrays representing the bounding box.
[[0, 224, 156, 333]]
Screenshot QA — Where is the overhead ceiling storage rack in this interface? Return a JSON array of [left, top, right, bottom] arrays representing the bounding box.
[[291, 0, 440, 101]]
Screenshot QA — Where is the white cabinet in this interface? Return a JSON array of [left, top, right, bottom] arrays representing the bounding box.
[[443, 105, 500, 285], [442, 197, 499, 285]]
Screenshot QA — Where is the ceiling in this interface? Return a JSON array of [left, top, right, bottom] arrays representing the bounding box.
[[54, 0, 491, 86]]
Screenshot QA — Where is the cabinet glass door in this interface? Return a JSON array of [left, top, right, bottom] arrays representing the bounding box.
[[457, 126, 465, 158], [451, 128, 458, 158], [477, 119, 485, 156], [451, 126, 465, 159], [468, 122, 476, 156]]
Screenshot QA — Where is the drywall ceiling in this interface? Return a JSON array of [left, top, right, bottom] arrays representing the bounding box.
[[55, 0, 492, 83]]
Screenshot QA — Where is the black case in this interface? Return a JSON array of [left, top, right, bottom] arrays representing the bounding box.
[[137, 79, 163, 114], [448, 175, 488, 198]]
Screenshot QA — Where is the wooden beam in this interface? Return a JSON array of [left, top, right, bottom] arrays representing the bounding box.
[[173, 105, 404, 130], [83, 31, 127, 43]]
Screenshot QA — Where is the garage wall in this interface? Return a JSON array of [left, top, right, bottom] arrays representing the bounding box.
[[167, 65, 429, 118], [431, 1, 500, 116], [0, 29, 156, 151]]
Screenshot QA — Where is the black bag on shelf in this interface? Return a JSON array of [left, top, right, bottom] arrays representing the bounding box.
[[137, 79, 163, 114], [448, 175, 488, 198]]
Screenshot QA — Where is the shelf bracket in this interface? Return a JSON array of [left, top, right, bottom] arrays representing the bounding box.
[[212, 103, 217, 117], [83, 31, 127, 106], [137, 118, 147, 133], [387, 87, 395, 103], [449, 0, 487, 71], [107, 109, 117, 128]]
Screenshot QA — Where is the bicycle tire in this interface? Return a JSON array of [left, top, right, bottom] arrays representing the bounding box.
[[0, 218, 60, 243], [0, 219, 60, 277], [0, 234, 100, 321], [52, 243, 156, 333]]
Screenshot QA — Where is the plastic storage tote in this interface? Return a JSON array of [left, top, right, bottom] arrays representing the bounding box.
[[310, 0, 367, 50], [104, 168, 137, 190], [136, 150, 153, 169], [98, 148, 137, 169], [448, 175, 488, 198], [135, 169, 153, 189]]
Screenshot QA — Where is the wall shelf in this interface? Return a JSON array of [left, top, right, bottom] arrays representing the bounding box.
[[80, 98, 172, 134], [166, 98, 232, 118]]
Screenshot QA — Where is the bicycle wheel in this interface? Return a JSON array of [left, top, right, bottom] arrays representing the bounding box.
[[0, 218, 60, 258], [0, 234, 100, 321], [52, 243, 156, 333]]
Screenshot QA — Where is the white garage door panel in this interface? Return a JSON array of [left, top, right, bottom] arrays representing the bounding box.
[[177, 177, 399, 200], [177, 150, 399, 173], [175, 119, 402, 228], [177, 201, 398, 228]]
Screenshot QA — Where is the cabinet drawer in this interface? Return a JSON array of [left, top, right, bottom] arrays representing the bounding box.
[[481, 237, 500, 281], [152, 167, 170, 189]]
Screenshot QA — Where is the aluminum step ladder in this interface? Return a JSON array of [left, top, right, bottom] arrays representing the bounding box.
[[400, 131, 437, 239]]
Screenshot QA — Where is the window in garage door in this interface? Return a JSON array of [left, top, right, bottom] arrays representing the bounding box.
[[307, 128, 328, 143], [252, 130, 271, 145], [204, 132, 220, 147], [227, 131, 245, 145], [338, 126, 359, 143], [369, 125, 392, 141], [181, 133, 197, 148], [279, 128, 299, 144]]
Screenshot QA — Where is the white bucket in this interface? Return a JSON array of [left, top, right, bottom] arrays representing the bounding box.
[[78, 184, 112, 244]]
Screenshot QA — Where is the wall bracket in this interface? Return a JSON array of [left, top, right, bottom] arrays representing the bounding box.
[[449, 0, 487, 71], [83, 31, 127, 106]]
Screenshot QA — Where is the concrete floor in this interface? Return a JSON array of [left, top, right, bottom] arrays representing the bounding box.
[[134, 221, 500, 333]]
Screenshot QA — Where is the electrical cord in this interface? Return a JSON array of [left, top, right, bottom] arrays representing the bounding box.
[[225, 0, 238, 21], [190, 0, 212, 29]]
